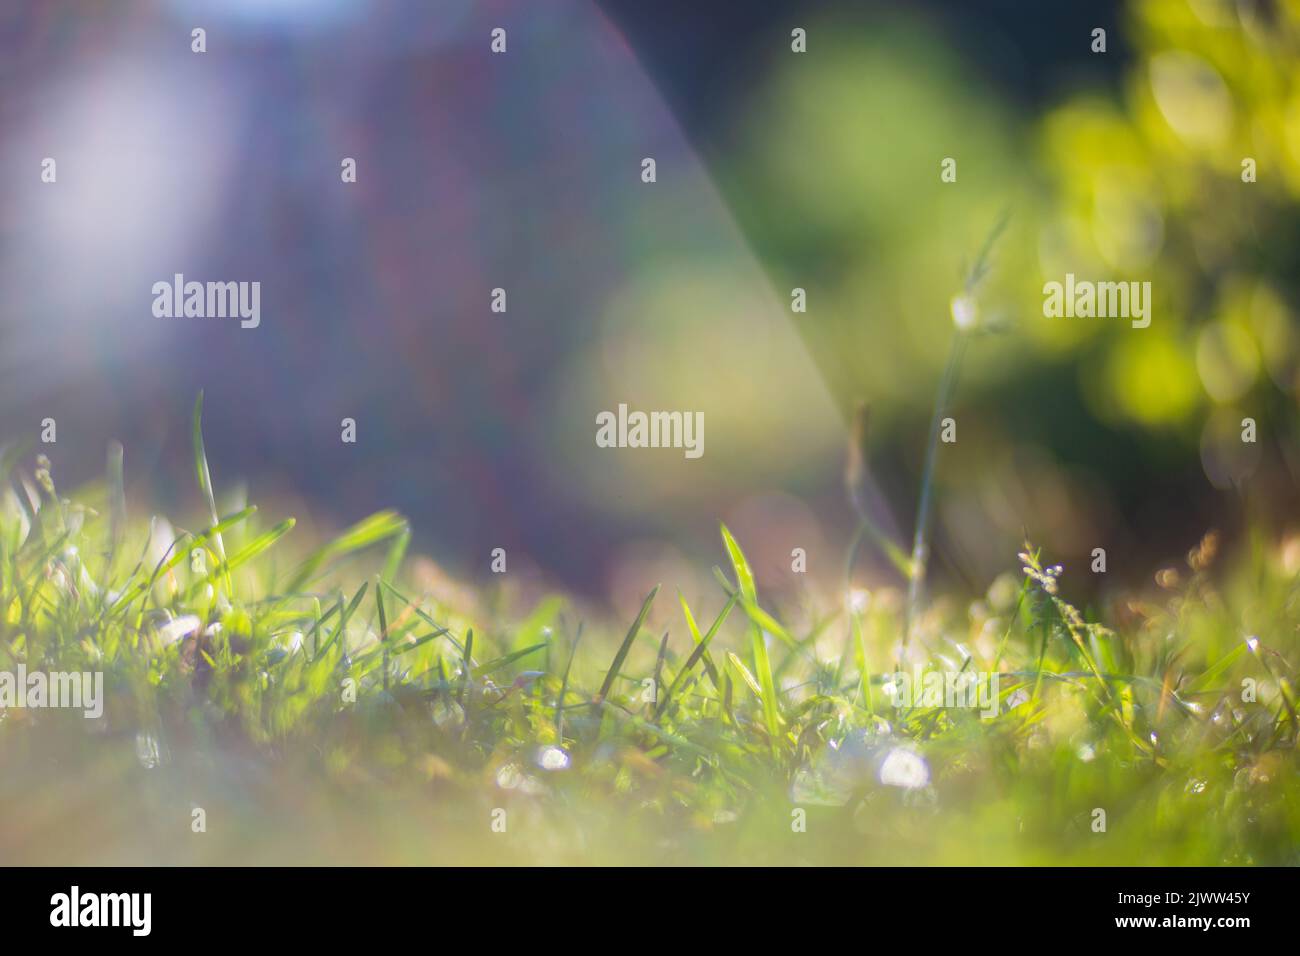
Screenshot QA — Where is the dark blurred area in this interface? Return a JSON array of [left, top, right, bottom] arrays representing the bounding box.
[[600, 0, 1129, 121]]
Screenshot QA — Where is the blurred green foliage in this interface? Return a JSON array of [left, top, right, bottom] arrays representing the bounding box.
[[725, 2, 1300, 434]]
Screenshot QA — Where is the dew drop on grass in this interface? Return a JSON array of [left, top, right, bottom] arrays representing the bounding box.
[[951, 294, 978, 330]]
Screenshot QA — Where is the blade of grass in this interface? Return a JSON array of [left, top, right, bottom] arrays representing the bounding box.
[[186, 518, 295, 596], [721, 525, 780, 748], [555, 623, 582, 740], [474, 640, 550, 677], [191, 392, 232, 596], [284, 511, 407, 593], [651, 629, 670, 709], [1185, 641, 1248, 694], [460, 628, 474, 710], [305, 590, 345, 656], [108, 506, 258, 619], [312, 595, 343, 660], [905, 332, 966, 646], [381, 527, 410, 585], [596, 584, 660, 704], [379, 581, 467, 658], [659, 591, 734, 716], [904, 212, 1009, 647], [376, 578, 390, 693], [726, 650, 764, 699]]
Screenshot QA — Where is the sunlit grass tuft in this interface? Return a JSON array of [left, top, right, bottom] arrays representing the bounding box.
[[0, 395, 1296, 864]]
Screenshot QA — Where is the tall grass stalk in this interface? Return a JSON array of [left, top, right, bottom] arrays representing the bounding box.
[[902, 211, 1008, 651], [904, 331, 966, 647]]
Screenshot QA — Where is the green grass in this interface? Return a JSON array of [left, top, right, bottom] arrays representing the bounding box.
[[0, 394, 1296, 865]]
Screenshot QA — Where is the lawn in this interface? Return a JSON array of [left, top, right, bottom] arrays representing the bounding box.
[[0, 393, 1295, 866]]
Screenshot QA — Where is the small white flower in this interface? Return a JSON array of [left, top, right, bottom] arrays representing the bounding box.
[[495, 763, 524, 789], [536, 746, 570, 771], [878, 747, 930, 790], [1005, 688, 1031, 710], [156, 615, 200, 646]]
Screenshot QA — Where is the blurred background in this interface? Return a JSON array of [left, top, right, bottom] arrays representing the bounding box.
[[2, 0, 1298, 610]]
